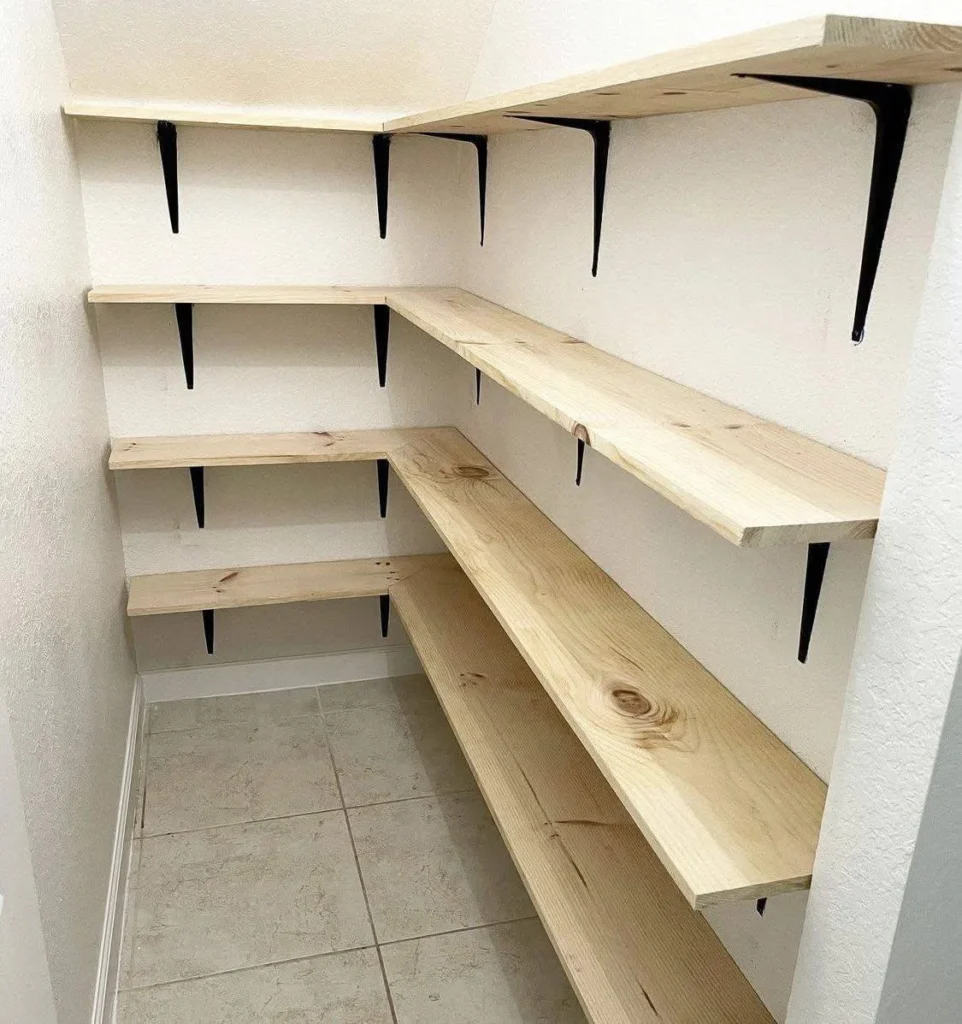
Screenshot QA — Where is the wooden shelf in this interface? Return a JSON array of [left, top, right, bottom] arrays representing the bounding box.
[[392, 558, 773, 1023], [87, 284, 388, 304], [127, 555, 446, 616], [109, 429, 428, 470], [63, 99, 382, 134], [388, 288, 884, 547], [386, 15, 962, 134], [391, 428, 826, 908]]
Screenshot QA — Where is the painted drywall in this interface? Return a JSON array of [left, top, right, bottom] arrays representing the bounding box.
[[74, 122, 467, 669], [788, 95, 962, 1023], [0, 0, 138, 1020], [52, 0, 497, 118]]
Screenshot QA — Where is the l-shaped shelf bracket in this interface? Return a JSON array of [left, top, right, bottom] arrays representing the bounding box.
[[202, 608, 215, 654], [734, 74, 912, 344], [174, 303, 194, 388], [475, 367, 482, 404], [377, 458, 389, 518], [507, 116, 611, 276], [156, 120, 179, 233], [374, 304, 390, 387], [373, 134, 391, 239], [189, 466, 205, 528], [798, 541, 830, 664], [575, 436, 587, 486], [379, 593, 391, 638], [418, 133, 489, 245]]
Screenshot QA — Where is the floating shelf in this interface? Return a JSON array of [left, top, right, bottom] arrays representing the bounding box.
[[388, 288, 885, 547], [127, 554, 446, 616], [392, 558, 773, 1023], [63, 99, 382, 134], [386, 15, 962, 134], [390, 427, 826, 908], [87, 285, 388, 304]]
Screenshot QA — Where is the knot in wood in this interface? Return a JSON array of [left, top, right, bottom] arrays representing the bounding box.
[[610, 687, 652, 717], [573, 423, 591, 444], [455, 464, 489, 479]]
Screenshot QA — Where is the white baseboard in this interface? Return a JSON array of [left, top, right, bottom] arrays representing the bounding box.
[[91, 676, 144, 1024], [141, 644, 422, 703]]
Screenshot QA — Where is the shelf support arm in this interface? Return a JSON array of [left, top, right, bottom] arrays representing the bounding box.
[[475, 368, 482, 405], [379, 593, 390, 638], [506, 115, 611, 276], [372, 134, 391, 239], [798, 542, 830, 664], [734, 75, 912, 344], [377, 458, 389, 518], [174, 302, 194, 389], [156, 120, 179, 233], [202, 609, 215, 655], [575, 437, 587, 486], [373, 304, 390, 387], [188, 466, 205, 529], [419, 133, 489, 244]]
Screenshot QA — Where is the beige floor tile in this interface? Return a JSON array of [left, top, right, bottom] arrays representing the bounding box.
[[349, 792, 533, 943], [116, 949, 392, 1023], [143, 717, 340, 835], [130, 812, 372, 987], [382, 919, 587, 1024], [326, 701, 476, 807], [149, 688, 319, 734], [317, 673, 435, 713]]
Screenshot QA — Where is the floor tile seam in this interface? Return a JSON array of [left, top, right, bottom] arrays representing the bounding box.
[[138, 804, 346, 841], [375, 914, 542, 951], [342, 786, 480, 813], [146, 709, 327, 737]]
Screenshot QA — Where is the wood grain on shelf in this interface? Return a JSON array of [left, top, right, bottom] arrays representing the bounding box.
[[387, 288, 884, 547], [392, 559, 773, 1023], [386, 15, 962, 134], [63, 99, 382, 134], [391, 427, 826, 908], [87, 284, 388, 304], [109, 429, 428, 470], [127, 555, 447, 616]]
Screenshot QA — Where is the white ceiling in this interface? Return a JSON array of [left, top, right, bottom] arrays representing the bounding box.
[[52, 0, 498, 117]]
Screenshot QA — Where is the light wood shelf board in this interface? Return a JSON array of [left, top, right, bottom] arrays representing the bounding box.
[[387, 288, 884, 547], [392, 558, 773, 1023], [390, 428, 826, 908], [386, 15, 962, 134], [87, 284, 389, 304], [127, 554, 447, 616], [109, 429, 430, 470], [63, 99, 382, 134]]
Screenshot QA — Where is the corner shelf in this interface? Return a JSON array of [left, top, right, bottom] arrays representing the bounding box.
[[390, 428, 826, 908], [393, 558, 773, 1023], [88, 285, 388, 304]]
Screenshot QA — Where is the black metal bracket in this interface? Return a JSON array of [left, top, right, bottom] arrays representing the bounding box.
[[372, 134, 391, 239], [475, 368, 482, 405], [734, 75, 911, 344], [379, 594, 391, 638], [575, 437, 586, 486], [377, 459, 389, 518], [174, 303, 194, 389], [757, 898, 768, 917], [373, 305, 390, 387], [507, 115, 611, 276], [157, 121, 179, 233], [189, 466, 205, 528], [202, 609, 215, 655], [798, 542, 830, 664], [419, 134, 489, 245]]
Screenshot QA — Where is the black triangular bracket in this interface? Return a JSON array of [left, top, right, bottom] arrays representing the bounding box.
[[575, 437, 587, 486], [189, 466, 205, 528], [157, 120, 179, 233], [798, 542, 830, 664], [734, 74, 912, 344], [372, 134, 391, 239], [379, 593, 391, 638], [506, 115, 611, 276], [174, 302, 194, 389], [475, 368, 482, 405], [373, 304, 390, 387], [202, 609, 215, 655], [377, 458, 389, 518], [418, 133, 489, 245]]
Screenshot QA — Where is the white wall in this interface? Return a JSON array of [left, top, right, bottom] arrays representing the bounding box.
[[74, 122, 468, 669], [0, 1, 138, 1020]]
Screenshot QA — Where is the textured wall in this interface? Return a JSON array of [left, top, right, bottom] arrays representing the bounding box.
[[0, 0, 137, 1020]]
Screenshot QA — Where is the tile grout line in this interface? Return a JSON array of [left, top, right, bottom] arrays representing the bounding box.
[[376, 913, 542, 950], [315, 686, 400, 1024]]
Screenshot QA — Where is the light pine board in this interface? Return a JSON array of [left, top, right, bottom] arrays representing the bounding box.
[[109, 429, 430, 470], [87, 285, 388, 304], [392, 559, 773, 1024], [386, 15, 962, 134], [387, 289, 884, 547], [390, 428, 826, 908], [127, 555, 448, 616], [63, 99, 381, 133]]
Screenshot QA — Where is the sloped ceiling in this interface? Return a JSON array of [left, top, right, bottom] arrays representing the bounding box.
[[51, 0, 498, 117]]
